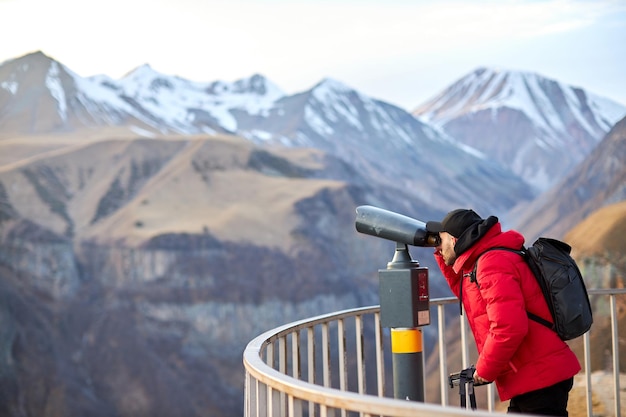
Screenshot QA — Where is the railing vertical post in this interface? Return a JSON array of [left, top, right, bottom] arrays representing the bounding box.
[[583, 331, 592, 417], [244, 370, 251, 417], [279, 337, 287, 416], [307, 327, 315, 417], [379, 243, 430, 402], [338, 319, 347, 392], [460, 315, 470, 369], [437, 304, 448, 406], [291, 331, 303, 417], [374, 312, 385, 398], [610, 294, 621, 417], [355, 315, 366, 395], [338, 319, 348, 417], [265, 344, 274, 417], [322, 323, 331, 388]]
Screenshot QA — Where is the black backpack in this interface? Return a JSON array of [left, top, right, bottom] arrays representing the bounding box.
[[471, 237, 593, 340]]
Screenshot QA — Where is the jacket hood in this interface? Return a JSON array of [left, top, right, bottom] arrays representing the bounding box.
[[452, 222, 525, 274], [453, 215, 499, 256]]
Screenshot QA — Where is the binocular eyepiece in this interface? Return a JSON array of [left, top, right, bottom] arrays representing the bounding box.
[[355, 205, 441, 247]]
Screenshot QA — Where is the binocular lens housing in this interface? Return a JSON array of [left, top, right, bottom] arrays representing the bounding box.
[[355, 205, 441, 247]]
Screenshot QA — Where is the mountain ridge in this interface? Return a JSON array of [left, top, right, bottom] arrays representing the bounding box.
[[1, 50, 542, 217]]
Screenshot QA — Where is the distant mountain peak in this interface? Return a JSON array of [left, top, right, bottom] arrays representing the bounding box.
[[121, 63, 165, 81], [414, 67, 543, 123], [313, 78, 355, 93], [413, 67, 626, 192], [415, 67, 624, 130], [15, 50, 53, 62], [233, 73, 274, 95], [2, 50, 59, 74], [307, 78, 366, 109]]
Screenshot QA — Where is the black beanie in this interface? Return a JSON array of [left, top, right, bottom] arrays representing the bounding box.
[[426, 209, 482, 238]]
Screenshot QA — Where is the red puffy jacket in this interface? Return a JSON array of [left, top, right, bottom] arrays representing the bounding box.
[[434, 222, 580, 400]]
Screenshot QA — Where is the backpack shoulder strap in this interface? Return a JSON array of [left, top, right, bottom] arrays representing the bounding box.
[[471, 245, 555, 330], [527, 311, 553, 329], [470, 246, 524, 283], [459, 246, 523, 315]]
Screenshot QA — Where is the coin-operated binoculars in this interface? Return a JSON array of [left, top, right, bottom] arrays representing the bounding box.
[[355, 205, 440, 402]]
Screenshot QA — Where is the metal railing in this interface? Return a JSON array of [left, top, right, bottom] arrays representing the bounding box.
[[243, 289, 625, 417]]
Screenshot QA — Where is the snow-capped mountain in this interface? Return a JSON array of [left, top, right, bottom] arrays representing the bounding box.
[[235, 76, 537, 214], [112, 64, 286, 134], [413, 67, 626, 192], [0, 51, 535, 215], [2, 51, 625, 216], [0, 51, 286, 136]]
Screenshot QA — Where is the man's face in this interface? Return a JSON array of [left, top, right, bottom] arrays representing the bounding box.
[[438, 232, 457, 266]]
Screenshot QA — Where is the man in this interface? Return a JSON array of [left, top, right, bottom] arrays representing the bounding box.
[[426, 208, 580, 416]]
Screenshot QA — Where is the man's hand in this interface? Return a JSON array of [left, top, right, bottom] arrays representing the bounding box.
[[473, 372, 490, 385]]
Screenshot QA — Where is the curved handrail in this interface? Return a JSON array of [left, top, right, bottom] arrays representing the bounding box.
[[243, 299, 496, 417], [244, 289, 624, 417]]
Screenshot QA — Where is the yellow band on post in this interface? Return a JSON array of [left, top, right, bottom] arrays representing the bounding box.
[[390, 328, 423, 353]]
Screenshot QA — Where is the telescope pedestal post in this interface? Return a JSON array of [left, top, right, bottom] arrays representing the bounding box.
[[390, 327, 424, 401], [379, 243, 430, 402]]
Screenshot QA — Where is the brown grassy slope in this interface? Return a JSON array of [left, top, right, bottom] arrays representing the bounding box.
[[564, 200, 626, 262], [0, 133, 343, 249], [564, 201, 626, 388], [89, 138, 340, 248]]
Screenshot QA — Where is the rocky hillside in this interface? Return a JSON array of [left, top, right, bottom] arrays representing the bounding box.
[[0, 131, 453, 417], [512, 115, 626, 241]]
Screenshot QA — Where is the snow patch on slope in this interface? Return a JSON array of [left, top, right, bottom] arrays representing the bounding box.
[[46, 62, 67, 122]]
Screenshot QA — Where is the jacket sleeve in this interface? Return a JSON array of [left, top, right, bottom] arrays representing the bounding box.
[[474, 253, 528, 382], [433, 249, 462, 298]]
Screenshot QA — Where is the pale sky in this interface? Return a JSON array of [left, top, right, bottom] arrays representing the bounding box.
[[1, 0, 625, 110]]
